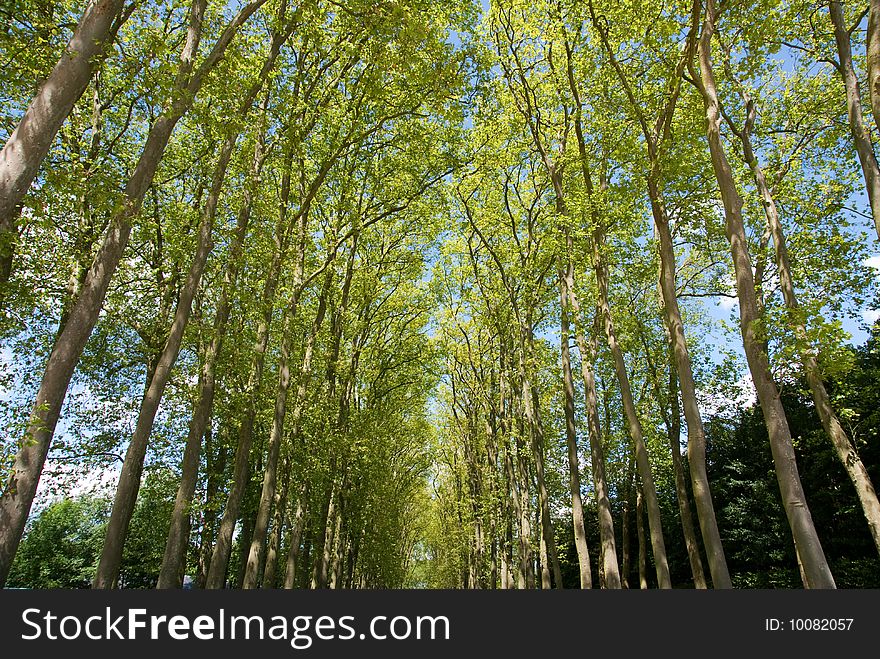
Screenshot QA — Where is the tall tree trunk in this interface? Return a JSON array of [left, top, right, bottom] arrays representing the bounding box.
[[538, 514, 551, 589], [692, 0, 835, 588], [0, 0, 133, 297], [262, 453, 292, 588], [665, 365, 707, 588], [94, 76, 241, 588], [730, 86, 880, 557], [283, 481, 309, 589], [242, 269, 332, 588], [636, 486, 648, 589], [157, 28, 287, 588], [197, 431, 227, 588], [525, 371, 564, 588], [558, 256, 592, 589], [315, 481, 340, 589], [0, 0, 266, 588], [567, 272, 621, 588], [868, 0, 880, 134], [589, 0, 728, 588], [636, 316, 708, 589], [593, 232, 672, 588], [829, 0, 880, 241], [621, 459, 634, 589]]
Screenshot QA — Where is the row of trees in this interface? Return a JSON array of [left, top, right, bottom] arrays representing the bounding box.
[[423, 0, 879, 589], [1, 0, 879, 589], [1, 0, 472, 588]]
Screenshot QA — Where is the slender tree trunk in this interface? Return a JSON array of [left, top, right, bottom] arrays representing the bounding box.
[[262, 454, 292, 588], [0, 0, 266, 587], [197, 432, 227, 588], [567, 274, 621, 588], [868, 0, 880, 133], [283, 481, 309, 589], [94, 86, 234, 588], [637, 486, 648, 589], [0, 0, 132, 296], [539, 516, 551, 589], [242, 270, 332, 588], [593, 233, 671, 588], [692, 0, 835, 588], [731, 93, 880, 558], [558, 257, 592, 589], [158, 30, 287, 589], [829, 0, 880, 241], [621, 460, 634, 589], [665, 366, 707, 588], [315, 482, 339, 589], [528, 377, 564, 588]]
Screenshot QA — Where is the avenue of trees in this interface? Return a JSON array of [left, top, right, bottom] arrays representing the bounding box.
[[1, 0, 879, 589]]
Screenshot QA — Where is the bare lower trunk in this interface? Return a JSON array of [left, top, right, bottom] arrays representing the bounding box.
[[524, 365, 564, 588], [242, 272, 331, 588], [734, 94, 880, 558], [637, 487, 648, 589], [196, 433, 226, 588], [558, 258, 592, 589], [262, 456, 292, 588], [621, 460, 633, 589], [594, 236, 671, 588], [569, 284, 620, 588], [666, 368, 707, 589], [539, 519, 551, 589], [693, 1, 835, 588], [283, 482, 309, 589], [829, 0, 880, 241], [315, 484, 339, 589], [0, 0, 131, 295], [869, 0, 880, 133]]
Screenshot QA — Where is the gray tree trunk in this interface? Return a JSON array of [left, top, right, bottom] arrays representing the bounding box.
[[693, 0, 835, 588], [829, 0, 880, 241], [0, 0, 132, 296]]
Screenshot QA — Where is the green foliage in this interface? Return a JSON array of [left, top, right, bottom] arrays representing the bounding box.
[[7, 496, 108, 589]]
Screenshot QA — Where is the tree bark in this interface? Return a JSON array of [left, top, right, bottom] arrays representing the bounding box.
[[869, 0, 880, 134], [0, 0, 132, 297], [525, 373, 564, 588], [558, 256, 592, 589], [636, 486, 648, 589], [730, 83, 880, 558], [283, 481, 309, 589], [567, 271, 621, 588], [242, 269, 332, 588], [0, 0, 220, 587], [829, 0, 880, 241], [262, 454, 292, 588], [692, 0, 835, 588]]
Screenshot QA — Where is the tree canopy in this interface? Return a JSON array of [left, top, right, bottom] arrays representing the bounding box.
[[1, 0, 879, 589]]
